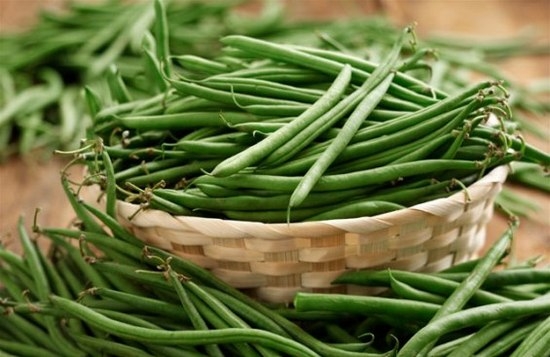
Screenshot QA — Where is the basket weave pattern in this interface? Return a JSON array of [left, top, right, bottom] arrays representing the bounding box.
[[115, 166, 508, 303]]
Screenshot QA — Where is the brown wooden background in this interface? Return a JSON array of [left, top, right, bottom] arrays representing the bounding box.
[[1, 0, 548, 263]]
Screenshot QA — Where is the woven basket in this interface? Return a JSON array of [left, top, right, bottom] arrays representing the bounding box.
[[109, 166, 508, 303]]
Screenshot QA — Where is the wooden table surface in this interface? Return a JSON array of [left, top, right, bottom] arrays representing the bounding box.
[[1, 0, 549, 263]]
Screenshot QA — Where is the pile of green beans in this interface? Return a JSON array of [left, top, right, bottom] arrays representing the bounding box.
[[295, 221, 550, 356], [2, 0, 548, 164], [0, 178, 372, 357], [1, 178, 548, 356], [0, 0, 342, 161], [81, 12, 549, 222]]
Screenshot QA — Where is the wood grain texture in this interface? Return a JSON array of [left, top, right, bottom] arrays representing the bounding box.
[[0, 0, 548, 262]]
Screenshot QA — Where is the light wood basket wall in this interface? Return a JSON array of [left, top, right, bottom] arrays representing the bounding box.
[[113, 166, 508, 303]]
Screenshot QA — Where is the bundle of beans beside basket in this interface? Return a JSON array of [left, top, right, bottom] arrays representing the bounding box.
[[77, 14, 550, 303]]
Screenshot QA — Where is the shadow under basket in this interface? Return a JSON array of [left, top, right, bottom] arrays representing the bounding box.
[[114, 166, 508, 304]]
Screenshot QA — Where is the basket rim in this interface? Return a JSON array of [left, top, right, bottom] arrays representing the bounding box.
[[114, 165, 509, 235]]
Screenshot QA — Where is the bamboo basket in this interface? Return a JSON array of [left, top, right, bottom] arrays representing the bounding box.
[[110, 166, 508, 303]]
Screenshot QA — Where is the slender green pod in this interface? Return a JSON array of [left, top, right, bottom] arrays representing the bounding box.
[[50, 295, 321, 357], [397, 298, 550, 357], [209, 64, 353, 177], [289, 74, 395, 210]]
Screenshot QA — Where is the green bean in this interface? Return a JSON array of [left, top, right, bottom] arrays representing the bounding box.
[[160, 97, 233, 116], [345, 98, 490, 164], [36, 241, 85, 334], [333, 269, 511, 306], [81, 202, 144, 246], [92, 308, 169, 331], [475, 318, 540, 357], [294, 292, 440, 321], [426, 334, 472, 357], [436, 267, 550, 288], [510, 315, 550, 357], [0, 341, 59, 357], [495, 285, 548, 300], [210, 64, 352, 177], [474, 126, 550, 166], [18, 220, 84, 357], [289, 74, 395, 209], [388, 272, 446, 304], [147, 192, 197, 215], [87, 4, 155, 78], [199, 76, 324, 103], [95, 92, 168, 123], [40, 228, 142, 264], [454, 145, 490, 161], [259, 101, 485, 177], [55, 258, 87, 299], [185, 280, 249, 329], [428, 221, 515, 320], [305, 200, 404, 221], [168, 77, 306, 108], [144, 250, 388, 357], [89, 287, 188, 322], [222, 205, 334, 222], [194, 159, 489, 193], [18, 219, 50, 302], [123, 159, 221, 186], [0, 313, 38, 347], [351, 81, 492, 143], [358, 178, 453, 205], [50, 295, 320, 357], [112, 158, 186, 182], [58, 87, 85, 149], [17, 112, 43, 155], [0, 70, 62, 128], [75, 4, 139, 57], [180, 126, 226, 141], [235, 102, 309, 117], [44, 233, 112, 290], [145, 345, 207, 357], [72, 333, 155, 357], [153, 186, 370, 212], [116, 111, 261, 130], [447, 318, 525, 357], [217, 65, 328, 85], [142, 45, 169, 93], [186, 297, 258, 357], [195, 183, 287, 198], [508, 162, 550, 193], [0, 264, 39, 302], [84, 86, 103, 118], [199, 131, 255, 144], [219, 30, 422, 99], [106, 64, 132, 103], [291, 45, 447, 100], [325, 135, 449, 175], [261, 76, 378, 167], [91, 261, 175, 293], [440, 258, 483, 273], [174, 140, 248, 157], [188, 282, 271, 357], [0, 249, 31, 282], [397, 298, 550, 357], [168, 271, 225, 357], [101, 150, 118, 219], [154, 0, 171, 77], [204, 287, 289, 337], [324, 324, 362, 344], [174, 55, 229, 75]]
